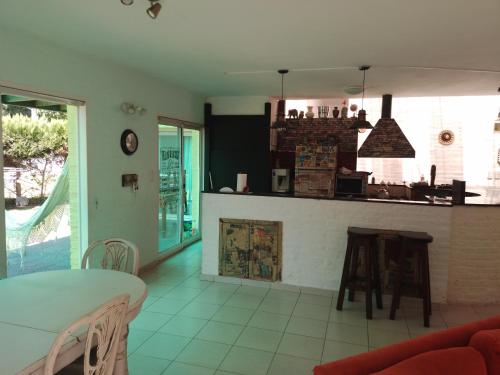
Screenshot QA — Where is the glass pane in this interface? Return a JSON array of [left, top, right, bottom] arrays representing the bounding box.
[[158, 124, 182, 252], [1, 98, 79, 277], [183, 128, 201, 240]]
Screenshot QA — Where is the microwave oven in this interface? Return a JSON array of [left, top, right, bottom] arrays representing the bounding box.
[[335, 172, 369, 196]]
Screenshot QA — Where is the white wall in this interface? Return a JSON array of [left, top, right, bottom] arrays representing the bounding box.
[[0, 28, 204, 267], [448, 206, 500, 303], [202, 193, 452, 303], [285, 98, 348, 117]]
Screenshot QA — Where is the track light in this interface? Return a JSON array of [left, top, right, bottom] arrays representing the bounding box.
[[121, 102, 147, 115], [147, 1, 162, 19], [120, 0, 162, 19]]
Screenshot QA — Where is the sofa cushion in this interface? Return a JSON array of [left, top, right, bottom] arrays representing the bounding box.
[[469, 328, 500, 375], [314, 315, 500, 375], [370, 347, 487, 375]]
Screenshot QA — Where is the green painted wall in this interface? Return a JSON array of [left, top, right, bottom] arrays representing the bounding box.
[[0, 28, 204, 268]]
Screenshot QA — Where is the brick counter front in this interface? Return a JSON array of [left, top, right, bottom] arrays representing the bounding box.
[[202, 193, 500, 305]]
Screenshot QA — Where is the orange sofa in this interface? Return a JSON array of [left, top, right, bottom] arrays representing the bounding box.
[[314, 315, 500, 375]]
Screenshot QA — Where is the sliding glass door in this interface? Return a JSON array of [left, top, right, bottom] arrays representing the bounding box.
[[158, 125, 182, 251], [0, 87, 87, 278], [183, 127, 201, 241], [158, 120, 202, 253]]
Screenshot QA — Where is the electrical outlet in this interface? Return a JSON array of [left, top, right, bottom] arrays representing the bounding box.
[[122, 174, 138, 189]]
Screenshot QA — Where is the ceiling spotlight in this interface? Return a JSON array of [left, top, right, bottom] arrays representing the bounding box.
[[120, 0, 134, 5], [147, 1, 162, 19]]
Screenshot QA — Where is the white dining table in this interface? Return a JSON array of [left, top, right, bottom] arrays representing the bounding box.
[[0, 269, 147, 375]]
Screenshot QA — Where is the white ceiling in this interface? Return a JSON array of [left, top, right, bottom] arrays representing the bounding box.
[[1, 0, 499, 98]]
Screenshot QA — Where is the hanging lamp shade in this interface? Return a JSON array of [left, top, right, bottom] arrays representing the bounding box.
[[358, 94, 415, 158], [271, 69, 289, 130], [350, 66, 373, 130], [351, 109, 373, 130]]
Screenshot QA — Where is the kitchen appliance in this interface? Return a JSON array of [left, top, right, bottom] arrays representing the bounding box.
[[335, 172, 369, 196], [272, 169, 291, 193]]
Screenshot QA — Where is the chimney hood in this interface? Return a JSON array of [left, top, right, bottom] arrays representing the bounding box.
[[358, 94, 415, 158]]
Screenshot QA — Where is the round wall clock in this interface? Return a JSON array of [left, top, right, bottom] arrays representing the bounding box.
[[120, 129, 139, 155], [438, 130, 455, 145]]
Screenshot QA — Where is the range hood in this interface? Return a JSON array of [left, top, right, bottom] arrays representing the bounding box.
[[358, 94, 415, 158]]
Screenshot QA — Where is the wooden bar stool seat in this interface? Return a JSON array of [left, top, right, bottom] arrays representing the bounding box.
[[390, 231, 433, 327], [336, 227, 383, 319]]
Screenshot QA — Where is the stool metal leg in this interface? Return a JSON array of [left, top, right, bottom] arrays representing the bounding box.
[[336, 236, 354, 311]]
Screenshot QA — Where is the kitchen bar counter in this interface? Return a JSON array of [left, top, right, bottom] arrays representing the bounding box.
[[202, 192, 500, 305]]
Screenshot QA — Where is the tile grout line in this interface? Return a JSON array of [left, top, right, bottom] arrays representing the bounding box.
[[152, 278, 244, 372], [264, 288, 305, 375], [212, 283, 247, 374], [154, 272, 197, 373], [140, 255, 209, 373], [319, 293, 335, 365], [214, 285, 272, 374], [160, 280, 237, 372]]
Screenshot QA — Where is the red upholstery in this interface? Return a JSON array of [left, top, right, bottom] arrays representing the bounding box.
[[469, 329, 500, 375], [369, 347, 488, 375], [314, 315, 500, 375]]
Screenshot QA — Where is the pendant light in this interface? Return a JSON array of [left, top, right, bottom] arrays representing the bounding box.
[[350, 66, 374, 130], [271, 69, 289, 131], [358, 94, 415, 158]]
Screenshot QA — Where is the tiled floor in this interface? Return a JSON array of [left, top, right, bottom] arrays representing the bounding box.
[[129, 241, 500, 375]]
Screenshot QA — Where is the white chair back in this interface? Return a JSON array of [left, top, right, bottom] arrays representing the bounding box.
[[82, 238, 140, 276], [44, 294, 130, 375]]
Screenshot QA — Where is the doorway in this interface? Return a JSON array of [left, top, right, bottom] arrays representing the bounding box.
[[158, 118, 202, 253], [0, 87, 86, 278]]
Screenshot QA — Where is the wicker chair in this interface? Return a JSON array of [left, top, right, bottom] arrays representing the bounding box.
[[44, 294, 129, 375], [81, 238, 140, 276]]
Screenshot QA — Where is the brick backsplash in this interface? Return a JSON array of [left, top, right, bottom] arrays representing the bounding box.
[[277, 118, 358, 153]]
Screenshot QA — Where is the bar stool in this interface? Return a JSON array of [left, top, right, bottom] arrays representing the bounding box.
[[390, 231, 433, 327], [336, 227, 383, 319]]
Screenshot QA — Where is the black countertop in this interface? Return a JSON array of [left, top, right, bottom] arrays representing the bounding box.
[[202, 191, 500, 207], [203, 191, 453, 207]]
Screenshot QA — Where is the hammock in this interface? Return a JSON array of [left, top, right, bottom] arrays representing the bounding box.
[[6, 162, 69, 257]]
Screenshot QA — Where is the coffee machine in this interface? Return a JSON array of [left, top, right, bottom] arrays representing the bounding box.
[[272, 169, 291, 193]]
